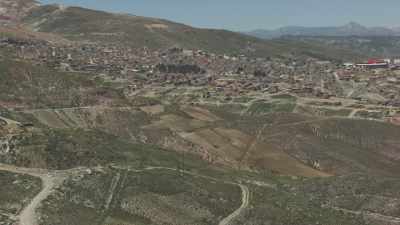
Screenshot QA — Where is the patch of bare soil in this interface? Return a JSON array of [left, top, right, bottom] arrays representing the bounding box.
[[145, 23, 169, 30], [181, 106, 221, 122], [140, 104, 165, 115], [143, 114, 208, 132]]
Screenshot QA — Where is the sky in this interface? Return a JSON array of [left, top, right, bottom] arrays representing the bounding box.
[[39, 0, 400, 31]]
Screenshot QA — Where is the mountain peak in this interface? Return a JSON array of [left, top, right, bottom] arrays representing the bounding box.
[[345, 21, 363, 27], [342, 22, 365, 30]]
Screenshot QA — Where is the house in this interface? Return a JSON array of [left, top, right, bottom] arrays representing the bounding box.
[[343, 62, 355, 69], [0, 15, 12, 22], [393, 59, 400, 64], [356, 59, 389, 69]]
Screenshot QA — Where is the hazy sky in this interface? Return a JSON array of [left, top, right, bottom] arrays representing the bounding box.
[[39, 0, 400, 31]]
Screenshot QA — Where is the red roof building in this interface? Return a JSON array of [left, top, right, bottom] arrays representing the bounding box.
[[0, 15, 12, 21], [367, 59, 385, 64]]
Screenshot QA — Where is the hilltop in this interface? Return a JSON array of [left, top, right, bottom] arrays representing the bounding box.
[[14, 4, 362, 61]]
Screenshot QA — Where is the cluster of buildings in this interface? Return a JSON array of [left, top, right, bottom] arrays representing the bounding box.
[[344, 58, 400, 70], [0, 36, 332, 95], [1, 34, 400, 124]]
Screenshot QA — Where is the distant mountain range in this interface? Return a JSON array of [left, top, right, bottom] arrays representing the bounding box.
[[2, 2, 359, 61], [247, 22, 400, 39]]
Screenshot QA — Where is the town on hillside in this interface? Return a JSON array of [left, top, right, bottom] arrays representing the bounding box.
[[1, 35, 400, 125]]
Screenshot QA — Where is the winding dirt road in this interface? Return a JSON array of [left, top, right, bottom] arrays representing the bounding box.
[[143, 168, 251, 225], [0, 163, 251, 225], [0, 164, 52, 225], [19, 174, 59, 225], [218, 184, 250, 225], [117, 166, 251, 225], [0, 164, 84, 225]]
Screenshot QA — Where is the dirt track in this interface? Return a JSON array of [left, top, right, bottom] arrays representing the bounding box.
[[0, 163, 251, 225], [114, 165, 251, 225], [218, 184, 249, 225], [0, 164, 84, 225], [19, 174, 57, 225], [331, 207, 400, 224], [0, 164, 52, 225]]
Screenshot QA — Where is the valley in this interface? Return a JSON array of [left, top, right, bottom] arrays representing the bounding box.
[[0, 1, 400, 225]]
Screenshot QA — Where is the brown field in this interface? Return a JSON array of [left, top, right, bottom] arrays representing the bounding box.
[[140, 104, 165, 115], [14, 104, 400, 178], [143, 114, 209, 132], [181, 106, 221, 122]]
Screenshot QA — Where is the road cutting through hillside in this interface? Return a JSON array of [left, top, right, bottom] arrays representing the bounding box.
[[145, 168, 250, 225], [0, 163, 251, 225], [113, 165, 251, 225], [139, 167, 251, 225], [0, 164, 85, 225], [331, 207, 400, 224], [19, 174, 58, 225], [0, 164, 54, 225], [218, 184, 250, 225], [2, 163, 399, 225]]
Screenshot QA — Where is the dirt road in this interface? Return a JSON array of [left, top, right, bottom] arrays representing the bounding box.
[[0, 164, 52, 225], [114, 166, 251, 225], [0, 163, 251, 225], [0, 164, 84, 225], [19, 174, 59, 225], [218, 184, 250, 225], [331, 207, 400, 224]]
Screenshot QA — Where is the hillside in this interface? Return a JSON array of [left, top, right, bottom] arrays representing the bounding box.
[[0, 0, 39, 23], [22, 5, 273, 55], [0, 59, 127, 109], [19, 5, 362, 61], [1, 1, 400, 225], [2, 94, 400, 225]]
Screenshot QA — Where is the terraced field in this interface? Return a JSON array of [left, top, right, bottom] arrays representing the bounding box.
[[3, 101, 397, 179], [1, 94, 400, 225]]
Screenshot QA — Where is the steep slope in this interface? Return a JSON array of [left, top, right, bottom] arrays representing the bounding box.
[[0, 23, 69, 43], [0, 59, 127, 109], [0, 0, 39, 23], [20, 5, 362, 60], [22, 5, 271, 55], [205, 106, 400, 177]]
